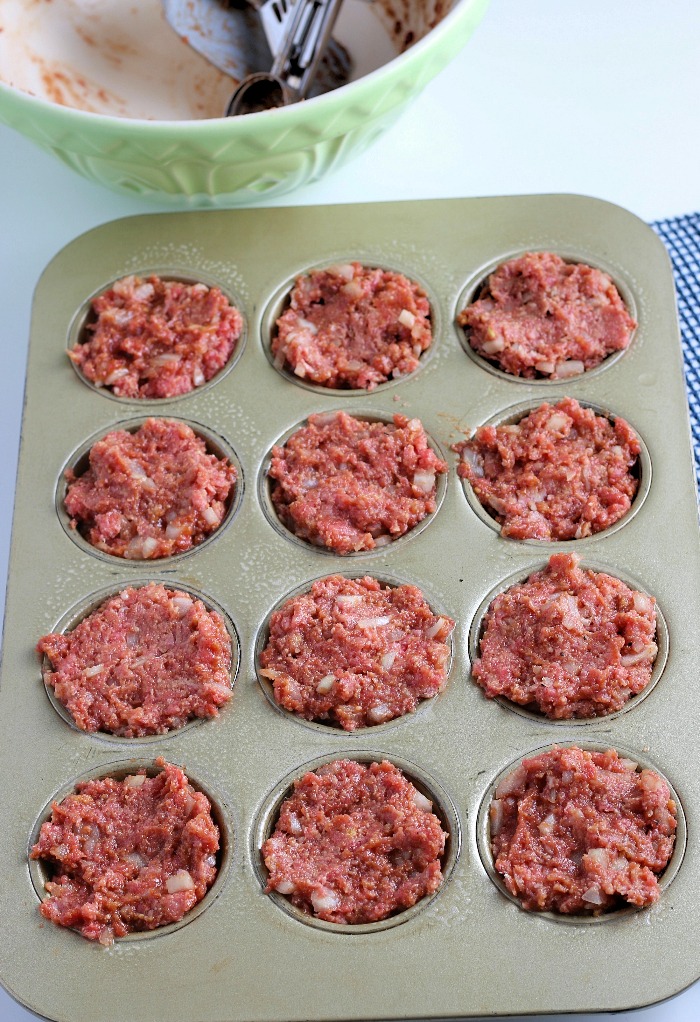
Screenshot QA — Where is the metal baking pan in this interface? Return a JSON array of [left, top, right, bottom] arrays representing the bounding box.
[[1, 195, 698, 1022]]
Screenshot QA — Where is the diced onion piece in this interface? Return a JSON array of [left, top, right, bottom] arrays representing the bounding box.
[[582, 886, 604, 905], [126, 852, 146, 869], [312, 410, 341, 426], [495, 765, 527, 798], [587, 848, 610, 866], [126, 536, 159, 559], [620, 643, 657, 667], [619, 758, 639, 772], [153, 353, 182, 365], [128, 460, 148, 479], [311, 887, 340, 914], [113, 276, 135, 296], [538, 813, 556, 835], [357, 616, 391, 629], [141, 537, 159, 558], [487, 496, 508, 514], [203, 506, 220, 527], [460, 446, 484, 477], [367, 703, 391, 724], [639, 769, 666, 793], [297, 318, 318, 335], [316, 674, 336, 694], [381, 651, 397, 671], [490, 798, 503, 834], [275, 879, 296, 895], [398, 308, 416, 328], [546, 412, 570, 432], [341, 280, 363, 299], [535, 360, 556, 375], [413, 469, 436, 493], [481, 337, 505, 354], [373, 535, 392, 547], [328, 263, 355, 281], [124, 774, 147, 788], [171, 596, 193, 617], [412, 790, 432, 812], [133, 282, 155, 301], [104, 368, 130, 385], [166, 523, 184, 540], [632, 592, 654, 615], [193, 367, 205, 387], [425, 617, 448, 640], [553, 360, 585, 379], [83, 664, 104, 678], [287, 813, 303, 836], [335, 594, 362, 608], [166, 870, 196, 894]]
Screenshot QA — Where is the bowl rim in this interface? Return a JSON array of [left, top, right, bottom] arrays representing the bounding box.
[[0, 0, 490, 133]]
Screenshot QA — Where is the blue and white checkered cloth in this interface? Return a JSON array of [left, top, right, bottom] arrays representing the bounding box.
[[652, 213, 700, 488]]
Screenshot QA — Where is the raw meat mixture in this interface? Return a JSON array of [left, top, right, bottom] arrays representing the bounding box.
[[31, 761, 220, 944], [490, 746, 676, 914], [473, 553, 657, 718], [69, 274, 243, 399], [272, 263, 432, 389], [269, 411, 447, 553], [38, 583, 232, 737], [64, 417, 237, 558], [455, 397, 640, 540], [458, 252, 635, 378], [260, 574, 454, 729], [263, 759, 447, 924]]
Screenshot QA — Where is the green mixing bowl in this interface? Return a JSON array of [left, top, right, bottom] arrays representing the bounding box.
[[0, 0, 489, 207]]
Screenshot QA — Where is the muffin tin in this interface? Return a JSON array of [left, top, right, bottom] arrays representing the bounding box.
[[0, 195, 698, 1022]]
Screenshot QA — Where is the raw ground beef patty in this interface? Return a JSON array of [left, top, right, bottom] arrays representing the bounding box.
[[268, 411, 447, 553], [458, 251, 635, 379], [31, 760, 220, 944], [260, 575, 454, 729], [489, 746, 676, 914], [263, 759, 447, 923], [64, 417, 237, 559], [38, 583, 232, 737], [455, 397, 640, 540], [272, 262, 432, 389], [473, 553, 657, 719], [69, 274, 243, 399]]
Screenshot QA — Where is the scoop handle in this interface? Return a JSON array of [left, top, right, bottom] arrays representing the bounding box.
[[226, 0, 344, 116]]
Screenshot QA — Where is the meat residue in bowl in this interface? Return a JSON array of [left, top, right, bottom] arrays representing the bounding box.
[[0, 0, 440, 119]]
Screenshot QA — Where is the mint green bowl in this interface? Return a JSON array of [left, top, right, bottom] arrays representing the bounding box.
[[0, 0, 489, 207]]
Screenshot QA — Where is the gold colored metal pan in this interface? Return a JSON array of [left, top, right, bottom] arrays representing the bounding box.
[[0, 195, 698, 1022]]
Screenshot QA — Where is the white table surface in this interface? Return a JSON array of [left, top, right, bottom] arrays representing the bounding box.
[[1, 2, 699, 1019]]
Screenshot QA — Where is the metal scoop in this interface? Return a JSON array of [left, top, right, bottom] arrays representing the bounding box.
[[162, 0, 351, 116]]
